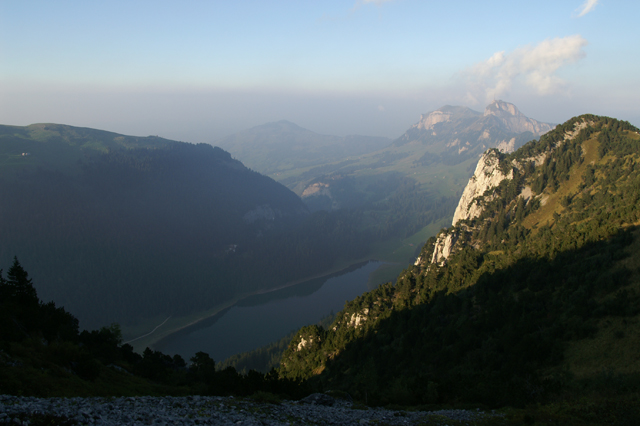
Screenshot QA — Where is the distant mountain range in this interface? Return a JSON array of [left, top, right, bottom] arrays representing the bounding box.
[[218, 100, 553, 202], [397, 100, 554, 166], [294, 100, 552, 210], [215, 120, 391, 176], [212, 101, 556, 281]]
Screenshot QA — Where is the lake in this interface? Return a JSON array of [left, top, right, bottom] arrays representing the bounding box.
[[156, 261, 382, 363]]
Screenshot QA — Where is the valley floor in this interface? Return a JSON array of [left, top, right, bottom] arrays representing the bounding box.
[[126, 258, 380, 353], [124, 216, 450, 353]]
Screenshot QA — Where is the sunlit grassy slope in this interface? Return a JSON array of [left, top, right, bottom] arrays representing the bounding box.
[[522, 135, 600, 230]]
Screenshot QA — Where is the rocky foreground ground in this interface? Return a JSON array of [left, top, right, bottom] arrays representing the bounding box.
[[0, 393, 500, 425]]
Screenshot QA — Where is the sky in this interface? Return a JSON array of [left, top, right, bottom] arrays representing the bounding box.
[[1, 0, 639, 143]]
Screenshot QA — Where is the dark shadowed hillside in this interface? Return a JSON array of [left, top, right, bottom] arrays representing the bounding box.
[[0, 124, 373, 335]]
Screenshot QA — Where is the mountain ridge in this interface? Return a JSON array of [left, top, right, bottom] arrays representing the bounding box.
[[0, 124, 374, 338], [215, 120, 392, 176], [395, 100, 554, 162], [277, 114, 640, 408], [290, 101, 551, 252]]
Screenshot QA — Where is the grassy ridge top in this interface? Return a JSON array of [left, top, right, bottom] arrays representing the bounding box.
[[0, 123, 173, 176]]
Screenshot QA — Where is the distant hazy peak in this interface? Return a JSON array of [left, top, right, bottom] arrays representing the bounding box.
[[411, 101, 553, 136], [483, 100, 554, 135], [483, 100, 521, 118], [250, 120, 308, 133], [413, 105, 479, 130], [274, 120, 304, 128], [414, 110, 452, 130]]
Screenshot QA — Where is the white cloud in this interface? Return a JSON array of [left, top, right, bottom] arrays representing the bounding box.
[[465, 35, 588, 103], [576, 0, 599, 17]]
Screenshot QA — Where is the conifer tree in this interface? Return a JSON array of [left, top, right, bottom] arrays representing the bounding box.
[[6, 257, 38, 306]]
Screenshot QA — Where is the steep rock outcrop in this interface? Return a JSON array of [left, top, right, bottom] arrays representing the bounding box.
[[495, 137, 516, 153], [414, 110, 454, 130], [430, 230, 460, 266], [422, 117, 593, 267], [452, 149, 513, 226], [289, 325, 324, 354], [301, 182, 331, 198]]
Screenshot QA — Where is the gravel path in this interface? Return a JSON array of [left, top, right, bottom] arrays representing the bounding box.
[[0, 394, 498, 425]]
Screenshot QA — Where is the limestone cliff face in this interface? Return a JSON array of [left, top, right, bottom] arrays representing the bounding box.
[[301, 182, 331, 198], [484, 100, 554, 135], [418, 117, 591, 268], [297, 336, 312, 351], [289, 326, 323, 353], [430, 230, 460, 266], [300, 181, 339, 211], [452, 150, 513, 226], [393, 102, 554, 166], [348, 308, 369, 328], [414, 110, 454, 130], [416, 149, 513, 267], [412, 227, 462, 268], [495, 137, 516, 153], [422, 149, 514, 266]]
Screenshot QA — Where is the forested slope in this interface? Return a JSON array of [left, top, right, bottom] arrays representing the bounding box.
[[0, 124, 373, 331], [279, 115, 640, 407]]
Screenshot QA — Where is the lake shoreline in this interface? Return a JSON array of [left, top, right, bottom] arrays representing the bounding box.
[[136, 259, 377, 353]]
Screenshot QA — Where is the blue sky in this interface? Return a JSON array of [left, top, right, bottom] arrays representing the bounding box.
[[1, 0, 638, 142]]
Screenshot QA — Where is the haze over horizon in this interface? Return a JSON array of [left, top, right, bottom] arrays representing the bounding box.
[[2, 0, 638, 143]]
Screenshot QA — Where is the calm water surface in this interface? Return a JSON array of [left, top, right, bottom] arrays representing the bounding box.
[[158, 261, 381, 362]]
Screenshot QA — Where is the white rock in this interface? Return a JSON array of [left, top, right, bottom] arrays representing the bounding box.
[[495, 137, 516, 153], [414, 110, 452, 130], [484, 100, 553, 135], [452, 150, 513, 226], [301, 182, 330, 198], [348, 308, 369, 328], [430, 231, 459, 266], [297, 337, 312, 351]]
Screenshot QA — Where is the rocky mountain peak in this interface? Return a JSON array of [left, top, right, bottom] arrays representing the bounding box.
[[484, 100, 554, 135], [394, 102, 552, 161], [412, 106, 478, 131], [483, 100, 521, 118], [414, 109, 454, 130]]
